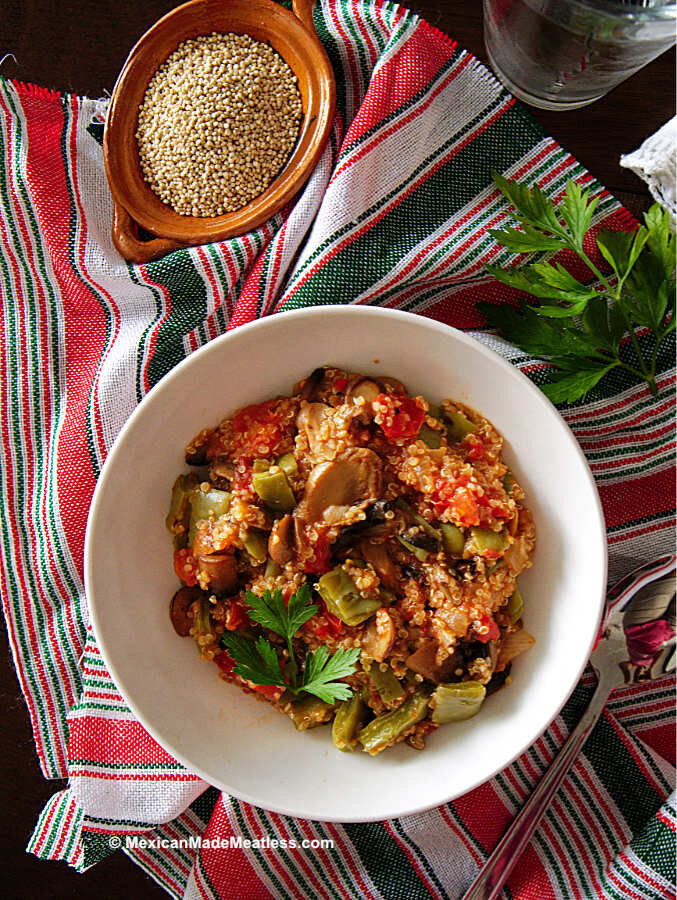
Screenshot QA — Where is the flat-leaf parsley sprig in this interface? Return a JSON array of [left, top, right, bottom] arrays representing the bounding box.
[[479, 172, 675, 404], [220, 584, 360, 704]]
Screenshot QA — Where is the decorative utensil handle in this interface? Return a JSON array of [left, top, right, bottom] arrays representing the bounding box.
[[463, 678, 611, 900], [112, 203, 185, 263], [292, 0, 316, 33]]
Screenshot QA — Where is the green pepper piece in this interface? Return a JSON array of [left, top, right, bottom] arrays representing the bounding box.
[[188, 487, 231, 546], [264, 558, 282, 579], [394, 498, 440, 540], [465, 527, 508, 557], [430, 681, 486, 723], [418, 423, 442, 449], [252, 470, 295, 514], [317, 566, 382, 626], [507, 585, 524, 623], [332, 693, 370, 751], [427, 404, 443, 420], [193, 597, 212, 638], [357, 689, 432, 755], [243, 530, 267, 564], [397, 535, 429, 562], [363, 661, 407, 708], [276, 452, 298, 477], [252, 458, 272, 473], [443, 408, 477, 442], [503, 471, 516, 494], [440, 523, 464, 556], [166, 473, 199, 548], [287, 694, 334, 731]]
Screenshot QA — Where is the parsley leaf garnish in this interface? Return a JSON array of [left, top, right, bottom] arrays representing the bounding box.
[[481, 172, 675, 404], [300, 645, 360, 703], [220, 586, 360, 704]]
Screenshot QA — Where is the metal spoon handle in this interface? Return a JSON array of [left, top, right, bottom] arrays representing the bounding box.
[[462, 677, 611, 900]]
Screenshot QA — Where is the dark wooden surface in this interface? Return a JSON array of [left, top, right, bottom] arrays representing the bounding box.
[[1, 2, 674, 897]]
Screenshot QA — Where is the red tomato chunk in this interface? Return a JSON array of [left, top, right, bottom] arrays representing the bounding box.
[[374, 393, 426, 441], [231, 400, 287, 458], [174, 548, 198, 586]]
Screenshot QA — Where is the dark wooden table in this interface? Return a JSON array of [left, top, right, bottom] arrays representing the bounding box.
[[1, 2, 674, 897]]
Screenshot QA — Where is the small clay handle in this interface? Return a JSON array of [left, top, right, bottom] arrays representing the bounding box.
[[112, 202, 186, 263], [292, 0, 316, 34]]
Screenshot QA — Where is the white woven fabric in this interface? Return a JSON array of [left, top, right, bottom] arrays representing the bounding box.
[[620, 116, 677, 226]]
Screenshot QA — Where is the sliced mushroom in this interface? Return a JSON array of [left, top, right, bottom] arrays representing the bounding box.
[[297, 448, 383, 526], [346, 378, 381, 406], [296, 402, 331, 457], [170, 586, 203, 636], [185, 428, 214, 466], [406, 639, 460, 684], [362, 609, 396, 662], [268, 514, 294, 565], [197, 551, 238, 594], [208, 457, 235, 489], [299, 367, 328, 401], [376, 375, 406, 394], [496, 628, 535, 670], [359, 539, 398, 590]]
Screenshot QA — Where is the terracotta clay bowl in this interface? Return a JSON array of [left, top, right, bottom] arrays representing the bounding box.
[[104, 0, 336, 262]]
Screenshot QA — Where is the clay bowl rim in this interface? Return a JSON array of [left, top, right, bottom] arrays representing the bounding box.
[[103, 0, 336, 243]]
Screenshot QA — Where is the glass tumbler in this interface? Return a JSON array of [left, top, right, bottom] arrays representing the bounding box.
[[483, 0, 676, 109]]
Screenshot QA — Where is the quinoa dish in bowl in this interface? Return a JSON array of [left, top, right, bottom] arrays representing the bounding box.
[[85, 307, 606, 821], [167, 367, 536, 755]]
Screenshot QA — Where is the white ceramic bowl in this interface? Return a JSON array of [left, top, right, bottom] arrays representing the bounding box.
[[85, 307, 607, 822]]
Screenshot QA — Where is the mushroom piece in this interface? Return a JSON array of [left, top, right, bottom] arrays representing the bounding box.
[[359, 538, 399, 590], [197, 551, 238, 594], [299, 367, 328, 401], [296, 402, 332, 458], [169, 586, 203, 636], [345, 378, 381, 406], [208, 458, 235, 489], [268, 514, 294, 565], [362, 609, 396, 662], [376, 375, 407, 394], [406, 640, 460, 684], [297, 447, 383, 526]]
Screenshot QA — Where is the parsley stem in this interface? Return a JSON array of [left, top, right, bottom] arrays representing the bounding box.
[[615, 304, 651, 377], [616, 360, 657, 394], [569, 244, 614, 296], [287, 637, 297, 692]]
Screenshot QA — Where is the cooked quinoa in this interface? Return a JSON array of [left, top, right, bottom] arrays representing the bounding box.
[[136, 32, 303, 216], [167, 367, 536, 754]]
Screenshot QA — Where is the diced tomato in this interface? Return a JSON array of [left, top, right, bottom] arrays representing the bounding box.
[[231, 400, 287, 458], [322, 608, 344, 638], [374, 393, 426, 441], [305, 600, 343, 640], [464, 433, 487, 461], [225, 597, 250, 631], [251, 683, 284, 701], [432, 475, 480, 527], [173, 548, 198, 586], [333, 376, 349, 392], [477, 490, 511, 521], [303, 532, 332, 574], [474, 616, 500, 643], [231, 457, 253, 494], [214, 651, 235, 674]]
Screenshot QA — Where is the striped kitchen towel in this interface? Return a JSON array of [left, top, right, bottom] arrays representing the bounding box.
[[1, 0, 674, 897]]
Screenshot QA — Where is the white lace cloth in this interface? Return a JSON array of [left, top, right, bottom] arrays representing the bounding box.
[[620, 116, 677, 227]]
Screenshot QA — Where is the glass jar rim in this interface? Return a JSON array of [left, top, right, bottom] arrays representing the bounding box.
[[519, 0, 677, 20]]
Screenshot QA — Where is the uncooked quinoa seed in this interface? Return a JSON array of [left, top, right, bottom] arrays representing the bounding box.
[[136, 32, 303, 216]]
